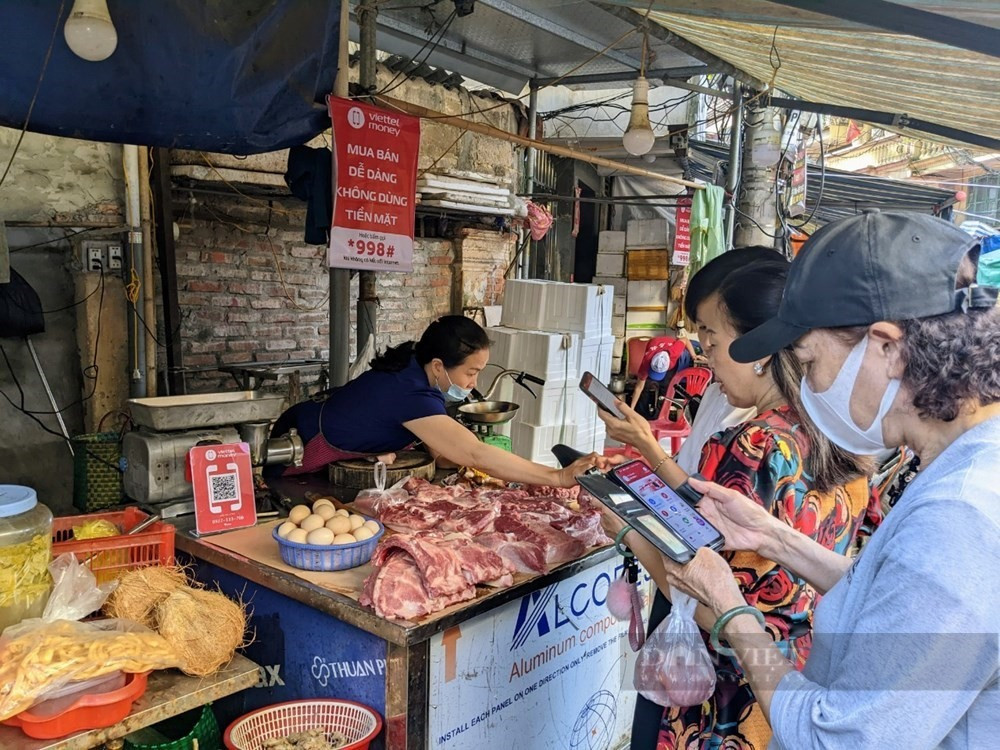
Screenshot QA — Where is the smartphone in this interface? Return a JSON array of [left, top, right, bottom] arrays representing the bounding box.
[[579, 371, 625, 419], [610, 460, 724, 557]]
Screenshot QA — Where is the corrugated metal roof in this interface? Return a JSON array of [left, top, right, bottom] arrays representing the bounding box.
[[622, 6, 1000, 145], [689, 139, 957, 225], [352, 1, 704, 94]]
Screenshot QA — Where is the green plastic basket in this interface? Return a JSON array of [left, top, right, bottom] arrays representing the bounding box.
[[124, 705, 221, 750], [71, 431, 124, 512]]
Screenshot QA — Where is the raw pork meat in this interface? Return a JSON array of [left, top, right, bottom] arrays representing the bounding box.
[[476, 532, 548, 574], [493, 515, 586, 567], [360, 554, 475, 621], [552, 509, 612, 547], [371, 535, 468, 597], [360, 532, 515, 620]]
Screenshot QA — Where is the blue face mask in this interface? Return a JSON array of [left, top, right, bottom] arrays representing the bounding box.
[[441, 369, 472, 403]]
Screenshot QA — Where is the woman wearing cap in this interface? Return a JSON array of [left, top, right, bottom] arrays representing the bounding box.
[[603, 254, 873, 749], [629, 335, 698, 410], [637, 212, 1000, 748]]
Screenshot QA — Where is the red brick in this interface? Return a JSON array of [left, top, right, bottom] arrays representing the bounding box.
[[187, 280, 224, 293]]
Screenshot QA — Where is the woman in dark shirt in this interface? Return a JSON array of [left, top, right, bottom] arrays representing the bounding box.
[[270, 315, 605, 486]]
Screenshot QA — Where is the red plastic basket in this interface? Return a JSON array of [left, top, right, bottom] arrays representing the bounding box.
[[51, 507, 175, 585], [224, 700, 382, 750]]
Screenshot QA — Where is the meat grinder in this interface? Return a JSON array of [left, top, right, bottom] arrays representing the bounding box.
[[122, 392, 303, 514]]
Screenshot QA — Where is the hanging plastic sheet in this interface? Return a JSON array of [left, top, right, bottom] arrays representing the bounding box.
[[0, 1, 342, 154]]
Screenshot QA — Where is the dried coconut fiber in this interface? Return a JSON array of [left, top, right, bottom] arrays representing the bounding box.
[[155, 588, 246, 677], [103, 566, 188, 628]]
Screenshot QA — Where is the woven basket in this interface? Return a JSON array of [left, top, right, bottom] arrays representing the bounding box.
[[71, 432, 124, 512]]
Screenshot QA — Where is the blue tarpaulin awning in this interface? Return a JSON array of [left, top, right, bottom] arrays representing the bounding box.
[[0, 1, 343, 154]]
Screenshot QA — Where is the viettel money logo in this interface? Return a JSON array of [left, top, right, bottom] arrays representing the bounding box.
[[347, 106, 365, 129]]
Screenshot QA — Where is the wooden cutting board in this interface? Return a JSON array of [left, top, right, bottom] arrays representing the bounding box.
[[328, 451, 435, 489]]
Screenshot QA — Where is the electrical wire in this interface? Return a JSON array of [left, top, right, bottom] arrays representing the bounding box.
[[0, 0, 66, 192], [376, 9, 458, 97], [10, 227, 123, 254], [0, 343, 123, 473]]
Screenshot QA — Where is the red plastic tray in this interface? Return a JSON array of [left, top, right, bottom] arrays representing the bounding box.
[[3, 672, 149, 740]]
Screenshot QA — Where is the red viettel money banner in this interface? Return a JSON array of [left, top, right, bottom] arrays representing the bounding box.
[[188, 443, 257, 536], [328, 97, 421, 273], [672, 197, 692, 266]]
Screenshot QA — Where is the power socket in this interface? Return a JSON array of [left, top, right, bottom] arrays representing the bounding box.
[[86, 245, 105, 272], [107, 244, 123, 271]]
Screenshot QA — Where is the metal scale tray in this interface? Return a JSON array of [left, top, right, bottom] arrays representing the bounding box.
[[128, 392, 285, 431]]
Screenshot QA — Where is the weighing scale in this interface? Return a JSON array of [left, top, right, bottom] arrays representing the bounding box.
[[456, 400, 517, 452]]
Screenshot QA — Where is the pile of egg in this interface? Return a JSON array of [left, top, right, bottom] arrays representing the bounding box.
[[276, 497, 380, 546]]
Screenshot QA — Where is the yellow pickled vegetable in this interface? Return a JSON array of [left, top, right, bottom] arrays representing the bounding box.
[[72, 518, 125, 584], [0, 534, 52, 610]]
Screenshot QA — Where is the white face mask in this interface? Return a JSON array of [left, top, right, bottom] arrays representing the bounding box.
[[440, 369, 472, 403], [799, 337, 901, 455]]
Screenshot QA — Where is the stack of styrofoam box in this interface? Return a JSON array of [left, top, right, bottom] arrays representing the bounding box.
[[625, 218, 671, 342], [494, 280, 616, 465], [591, 231, 628, 373]]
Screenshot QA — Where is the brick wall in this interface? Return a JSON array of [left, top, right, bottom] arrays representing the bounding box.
[[163, 193, 456, 393]]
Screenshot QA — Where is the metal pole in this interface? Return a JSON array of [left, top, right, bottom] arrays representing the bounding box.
[[523, 83, 538, 279], [357, 0, 378, 359], [329, 0, 351, 387], [26, 339, 73, 456], [724, 81, 743, 250], [123, 145, 147, 398]]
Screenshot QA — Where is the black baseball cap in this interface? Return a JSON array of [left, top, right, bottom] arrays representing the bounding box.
[[730, 210, 998, 363]]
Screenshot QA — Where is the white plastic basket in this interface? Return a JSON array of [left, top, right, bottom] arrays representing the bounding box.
[[224, 699, 382, 750]]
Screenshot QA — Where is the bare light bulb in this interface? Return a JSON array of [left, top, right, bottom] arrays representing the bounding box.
[[64, 0, 118, 62], [622, 76, 655, 157]]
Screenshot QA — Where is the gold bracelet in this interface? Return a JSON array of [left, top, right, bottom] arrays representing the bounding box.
[[650, 454, 670, 475]]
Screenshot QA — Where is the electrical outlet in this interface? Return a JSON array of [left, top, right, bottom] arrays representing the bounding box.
[[86, 244, 105, 272], [107, 244, 123, 271]]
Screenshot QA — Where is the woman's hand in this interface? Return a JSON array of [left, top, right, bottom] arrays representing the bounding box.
[[556, 452, 625, 487], [661, 547, 747, 617], [597, 400, 656, 450], [599, 503, 626, 538], [688, 477, 782, 555]]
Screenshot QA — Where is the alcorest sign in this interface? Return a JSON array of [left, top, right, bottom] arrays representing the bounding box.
[[328, 97, 421, 272]]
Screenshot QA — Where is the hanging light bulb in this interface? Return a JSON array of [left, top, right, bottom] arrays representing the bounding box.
[[622, 75, 655, 157], [64, 0, 118, 62]]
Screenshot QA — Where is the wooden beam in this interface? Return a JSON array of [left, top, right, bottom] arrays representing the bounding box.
[[376, 95, 702, 189], [150, 147, 185, 395]]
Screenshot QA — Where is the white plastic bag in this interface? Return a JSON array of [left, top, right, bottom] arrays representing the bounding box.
[[633, 587, 716, 707], [41, 553, 116, 623], [352, 462, 409, 516]]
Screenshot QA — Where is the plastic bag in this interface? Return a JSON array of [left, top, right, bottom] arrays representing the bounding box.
[[0, 618, 180, 721], [633, 587, 716, 707], [0, 555, 178, 721], [41, 553, 116, 623], [353, 462, 409, 516]]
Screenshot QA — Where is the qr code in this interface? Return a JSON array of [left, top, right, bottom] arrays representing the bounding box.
[[210, 472, 239, 502]]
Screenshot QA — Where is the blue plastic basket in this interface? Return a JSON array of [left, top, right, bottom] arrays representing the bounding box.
[[271, 523, 385, 571]]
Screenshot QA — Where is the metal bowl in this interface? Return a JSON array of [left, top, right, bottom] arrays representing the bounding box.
[[457, 400, 520, 424]]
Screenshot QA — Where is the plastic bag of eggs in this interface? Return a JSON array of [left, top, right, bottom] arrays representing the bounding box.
[[276, 497, 381, 546]]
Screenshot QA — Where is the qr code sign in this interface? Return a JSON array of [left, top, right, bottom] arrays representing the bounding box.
[[210, 472, 239, 502]]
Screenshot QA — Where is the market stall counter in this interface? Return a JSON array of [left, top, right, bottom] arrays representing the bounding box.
[[174, 475, 641, 750]]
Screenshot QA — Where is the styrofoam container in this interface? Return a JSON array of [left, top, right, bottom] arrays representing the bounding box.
[[613, 296, 626, 316], [626, 218, 671, 249], [578, 335, 615, 382], [612, 314, 626, 337], [500, 280, 548, 330], [486, 326, 521, 369], [626, 310, 669, 328], [512, 422, 578, 463], [521, 330, 580, 381], [595, 253, 625, 277], [598, 231, 626, 254], [544, 283, 613, 337], [626, 324, 668, 340], [508, 379, 579, 425], [591, 276, 627, 297], [627, 280, 669, 309]]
